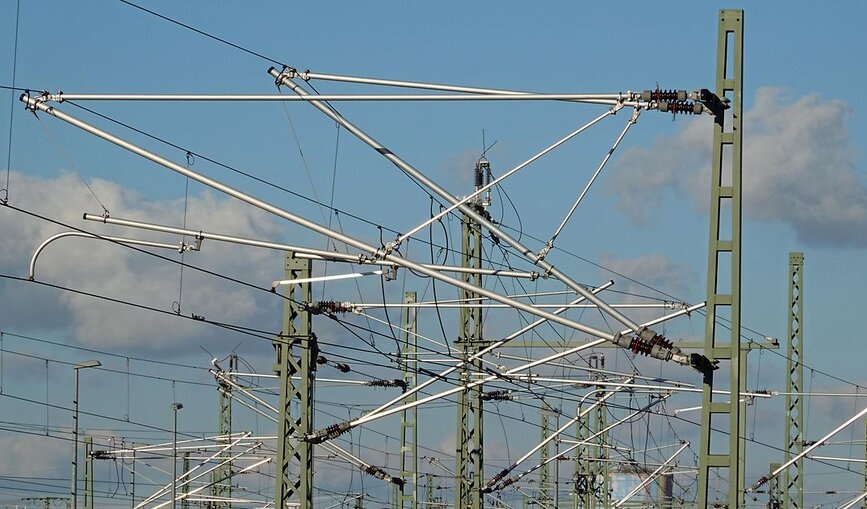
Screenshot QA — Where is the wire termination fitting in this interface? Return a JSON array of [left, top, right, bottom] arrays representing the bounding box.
[[306, 421, 352, 444], [694, 88, 731, 116]]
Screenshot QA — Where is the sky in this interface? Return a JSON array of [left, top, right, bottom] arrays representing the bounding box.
[[1, 1, 867, 508]]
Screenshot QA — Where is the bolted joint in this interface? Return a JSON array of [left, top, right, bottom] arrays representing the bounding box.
[[373, 240, 398, 260], [537, 241, 553, 262], [270, 65, 298, 84], [20, 91, 50, 113]]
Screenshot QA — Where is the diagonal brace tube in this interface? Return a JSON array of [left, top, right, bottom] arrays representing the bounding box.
[[543, 107, 641, 256], [395, 107, 618, 245]]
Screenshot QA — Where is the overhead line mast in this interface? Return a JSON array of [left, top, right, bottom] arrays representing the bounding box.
[[697, 9, 745, 509]]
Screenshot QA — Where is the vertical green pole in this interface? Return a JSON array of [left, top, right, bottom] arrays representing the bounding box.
[[395, 291, 419, 509], [426, 473, 435, 509], [214, 355, 235, 508], [863, 420, 867, 509], [274, 253, 315, 509], [593, 356, 609, 509], [539, 404, 556, 506], [697, 9, 744, 509], [83, 438, 93, 509], [455, 208, 485, 509], [767, 462, 781, 509], [784, 253, 804, 509], [573, 401, 592, 509], [181, 452, 190, 509], [130, 447, 135, 509]]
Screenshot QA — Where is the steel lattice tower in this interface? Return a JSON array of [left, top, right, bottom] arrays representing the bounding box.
[[395, 291, 419, 509], [274, 253, 315, 509], [784, 253, 804, 509], [213, 354, 235, 509], [697, 9, 746, 509], [455, 207, 486, 509]]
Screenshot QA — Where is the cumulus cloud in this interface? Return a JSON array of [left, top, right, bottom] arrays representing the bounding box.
[[0, 171, 287, 352], [609, 87, 867, 247]]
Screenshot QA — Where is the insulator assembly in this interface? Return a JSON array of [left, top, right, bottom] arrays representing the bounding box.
[[306, 421, 352, 443], [363, 465, 404, 487], [309, 300, 353, 315], [365, 378, 407, 390], [498, 475, 518, 490], [659, 100, 703, 115], [481, 390, 512, 401], [641, 88, 688, 102], [482, 469, 510, 493], [629, 332, 673, 356], [612, 328, 717, 374]]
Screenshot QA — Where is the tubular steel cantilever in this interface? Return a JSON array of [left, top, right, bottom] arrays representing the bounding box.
[[28, 231, 195, 280], [22, 92, 696, 365], [268, 67, 710, 371]]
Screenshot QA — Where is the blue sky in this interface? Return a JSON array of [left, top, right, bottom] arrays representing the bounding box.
[[1, 1, 867, 507]]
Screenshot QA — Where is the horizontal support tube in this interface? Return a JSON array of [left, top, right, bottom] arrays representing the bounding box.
[[29, 230, 190, 280], [83, 213, 541, 279], [53, 92, 641, 104], [349, 302, 682, 310]]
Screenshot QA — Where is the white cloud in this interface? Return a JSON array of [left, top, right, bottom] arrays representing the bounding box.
[[596, 253, 699, 333], [0, 434, 67, 477], [599, 253, 697, 302], [0, 171, 287, 352], [608, 87, 867, 247]]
